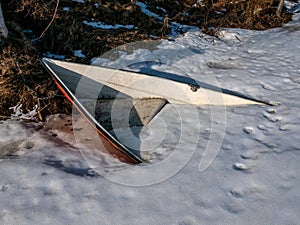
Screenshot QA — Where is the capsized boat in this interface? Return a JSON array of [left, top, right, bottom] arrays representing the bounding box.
[[41, 58, 269, 164]]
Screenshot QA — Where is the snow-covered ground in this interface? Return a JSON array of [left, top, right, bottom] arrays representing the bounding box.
[[1, 11, 300, 225]]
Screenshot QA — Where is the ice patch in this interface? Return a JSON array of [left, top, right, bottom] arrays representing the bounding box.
[[83, 20, 135, 30], [72, 0, 85, 3], [43, 52, 66, 60], [73, 50, 86, 58], [136, 1, 163, 21]]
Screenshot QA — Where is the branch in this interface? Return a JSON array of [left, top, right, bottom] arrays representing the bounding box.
[[276, 0, 284, 17], [39, 0, 60, 39]]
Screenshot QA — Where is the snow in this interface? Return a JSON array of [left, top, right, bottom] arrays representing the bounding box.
[[62, 7, 70, 11], [72, 0, 85, 3], [83, 21, 135, 30], [73, 50, 86, 59], [136, 1, 164, 21], [135, 1, 198, 35], [1, 11, 300, 225], [43, 52, 65, 60], [10, 104, 37, 120]]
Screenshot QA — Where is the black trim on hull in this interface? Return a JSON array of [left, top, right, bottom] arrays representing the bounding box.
[[119, 67, 273, 106]]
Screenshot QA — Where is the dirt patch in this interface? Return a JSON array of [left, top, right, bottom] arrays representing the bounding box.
[[0, 0, 295, 119]]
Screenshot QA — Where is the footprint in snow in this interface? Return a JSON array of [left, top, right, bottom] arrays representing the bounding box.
[[178, 218, 197, 225], [221, 197, 244, 214], [207, 61, 237, 69], [240, 151, 258, 160], [279, 124, 291, 131], [261, 83, 276, 90], [257, 124, 269, 131], [230, 185, 266, 199], [266, 108, 276, 114], [263, 112, 282, 122]]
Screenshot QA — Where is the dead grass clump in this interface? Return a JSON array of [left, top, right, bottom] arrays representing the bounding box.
[[9, 0, 55, 20], [0, 27, 71, 119], [208, 0, 293, 30], [144, 0, 292, 31]]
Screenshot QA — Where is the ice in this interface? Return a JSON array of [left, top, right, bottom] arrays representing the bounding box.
[[136, 1, 164, 21], [73, 50, 86, 59], [72, 0, 85, 3], [43, 52, 65, 60], [83, 21, 135, 30]]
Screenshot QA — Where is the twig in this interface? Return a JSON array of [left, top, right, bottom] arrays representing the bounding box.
[[39, 0, 60, 39], [0, 115, 11, 119], [37, 98, 43, 121], [160, 16, 169, 36], [276, 0, 284, 17]]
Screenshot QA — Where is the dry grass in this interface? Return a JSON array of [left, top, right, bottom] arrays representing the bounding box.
[[11, 0, 56, 20], [0, 24, 71, 119], [147, 0, 292, 29], [211, 0, 292, 30]]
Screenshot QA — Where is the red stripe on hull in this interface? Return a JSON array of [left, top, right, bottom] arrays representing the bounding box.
[[53, 78, 138, 164]]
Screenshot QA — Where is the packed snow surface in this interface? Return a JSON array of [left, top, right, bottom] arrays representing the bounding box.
[[1, 15, 300, 225]]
